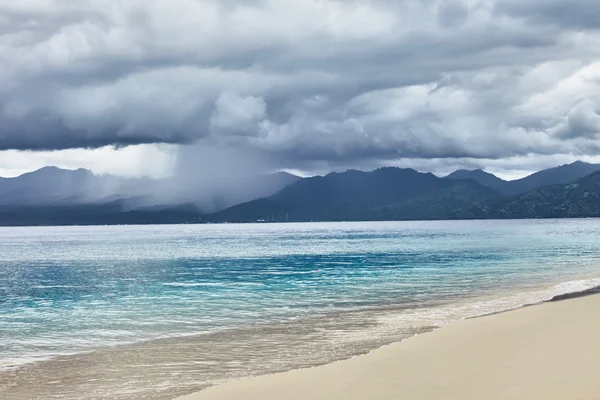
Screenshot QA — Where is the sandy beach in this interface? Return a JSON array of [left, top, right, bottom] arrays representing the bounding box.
[[178, 293, 600, 400]]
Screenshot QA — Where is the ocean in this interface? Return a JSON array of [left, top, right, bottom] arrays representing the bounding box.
[[1, 220, 600, 399]]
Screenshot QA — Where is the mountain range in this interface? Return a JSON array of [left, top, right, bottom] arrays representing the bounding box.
[[0, 167, 299, 208], [208, 168, 499, 222], [1, 161, 600, 225], [444, 161, 600, 196], [207, 161, 600, 223], [0, 167, 138, 206]]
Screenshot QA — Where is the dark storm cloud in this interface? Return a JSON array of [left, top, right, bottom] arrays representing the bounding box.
[[496, 0, 600, 30], [1, 0, 600, 169]]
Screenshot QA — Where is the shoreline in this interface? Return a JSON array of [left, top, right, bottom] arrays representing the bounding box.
[[3, 279, 598, 373], [1, 217, 600, 228], [177, 292, 600, 400], [549, 284, 600, 301], [2, 280, 600, 399]]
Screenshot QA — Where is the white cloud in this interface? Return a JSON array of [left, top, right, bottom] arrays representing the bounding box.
[[0, 144, 176, 178]]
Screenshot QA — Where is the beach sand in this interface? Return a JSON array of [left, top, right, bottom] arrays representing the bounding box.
[[177, 293, 600, 400]]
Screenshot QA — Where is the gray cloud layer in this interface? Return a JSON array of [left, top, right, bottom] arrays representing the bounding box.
[[2, 0, 600, 169]]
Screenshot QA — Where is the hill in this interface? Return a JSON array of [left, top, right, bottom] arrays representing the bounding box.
[[2, 163, 600, 225], [208, 168, 500, 222], [508, 161, 600, 195], [0, 167, 125, 205], [497, 171, 600, 219], [0, 168, 300, 225], [445, 169, 509, 194], [445, 161, 600, 196], [0, 167, 300, 209]]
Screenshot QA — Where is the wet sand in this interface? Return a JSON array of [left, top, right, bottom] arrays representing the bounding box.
[[178, 293, 600, 400]]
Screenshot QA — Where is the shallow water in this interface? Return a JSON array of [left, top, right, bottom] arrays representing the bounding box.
[[1, 220, 600, 399]]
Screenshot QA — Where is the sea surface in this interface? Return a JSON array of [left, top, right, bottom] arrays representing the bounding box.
[[1, 220, 600, 399]]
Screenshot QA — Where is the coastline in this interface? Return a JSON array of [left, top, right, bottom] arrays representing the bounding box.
[[177, 292, 600, 400], [3, 279, 600, 399]]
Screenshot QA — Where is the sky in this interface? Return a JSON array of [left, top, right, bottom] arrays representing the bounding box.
[[2, 0, 600, 180]]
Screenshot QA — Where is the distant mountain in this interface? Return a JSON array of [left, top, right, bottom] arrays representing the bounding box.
[[2, 163, 600, 226], [221, 171, 301, 210], [0, 167, 134, 205], [0, 167, 300, 208], [497, 171, 600, 219], [0, 167, 300, 226], [210, 166, 600, 223], [142, 170, 301, 213], [207, 168, 501, 222], [445, 169, 509, 194], [445, 161, 600, 196], [267, 171, 301, 191], [508, 161, 600, 195]]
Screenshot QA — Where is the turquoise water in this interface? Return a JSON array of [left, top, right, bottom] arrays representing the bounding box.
[[1, 220, 600, 399]]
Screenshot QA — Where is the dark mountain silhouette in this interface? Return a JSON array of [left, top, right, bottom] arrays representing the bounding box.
[[2, 163, 600, 226], [0, 168, 300, 226], [445, 169, 509, 194], [508, 161, 600, 195], [209, 164, 600, 223], [497, 171, 600, 219], [207, 171, 301, 212], [445, 161, 600, 196], [0, 167, 133, 205], [207, 168, 501, 222], [0, 167, 300, 209]]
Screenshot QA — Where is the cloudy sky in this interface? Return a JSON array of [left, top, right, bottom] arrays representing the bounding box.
[[2, 0, 600, 180]]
